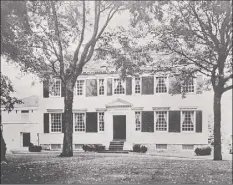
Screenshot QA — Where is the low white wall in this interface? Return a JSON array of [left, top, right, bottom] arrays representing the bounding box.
[[2, 123, 39, 151]]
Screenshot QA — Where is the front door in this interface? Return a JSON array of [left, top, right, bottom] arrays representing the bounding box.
[[113, 115, 126, 140], [22, 133, 31, 147]]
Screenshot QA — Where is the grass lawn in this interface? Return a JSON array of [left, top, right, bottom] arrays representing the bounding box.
[[1, 152, 232, 184]]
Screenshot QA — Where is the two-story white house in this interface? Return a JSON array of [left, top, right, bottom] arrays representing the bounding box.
[[38, 66, 208, 152]]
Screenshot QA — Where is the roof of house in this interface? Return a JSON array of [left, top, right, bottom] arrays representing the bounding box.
[[1, 95, 39, 110], [81, 53, 178, 75], [14, 95, 39, 108]]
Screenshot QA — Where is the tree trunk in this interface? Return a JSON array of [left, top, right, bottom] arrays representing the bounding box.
[[60, 81, 74, 157], [1, 128, 7, 162], [213, 90, 222, 160]]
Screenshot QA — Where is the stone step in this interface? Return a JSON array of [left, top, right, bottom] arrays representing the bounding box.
[[109, 145, 124, 148], [109, 147, 124, 150], [98, 150, 129, 154], [109, 144, 124, 147]]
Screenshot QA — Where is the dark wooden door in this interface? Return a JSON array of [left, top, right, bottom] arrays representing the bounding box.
[[113, 115, 126, 140], [23, 133, 30, 147]]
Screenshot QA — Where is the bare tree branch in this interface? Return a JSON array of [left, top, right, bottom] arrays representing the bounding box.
[[222, 85, 233, 93], [223, 74, 233, 83], [84, 5, 120, 64], [73, 0, 86, 64], [51, 1, 64, 79]]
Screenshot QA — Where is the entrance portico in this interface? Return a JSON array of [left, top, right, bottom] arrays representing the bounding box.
[[105, 98, 133, 142]]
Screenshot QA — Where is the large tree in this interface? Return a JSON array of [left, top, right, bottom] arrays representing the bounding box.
[[2, 1, 124, 157], [98, 1, 232, 160], [1, 1, 30, 162], [1, 74, 22, 162]]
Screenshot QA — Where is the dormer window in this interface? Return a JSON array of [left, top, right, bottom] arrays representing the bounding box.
[[114, 79, 125, 94]]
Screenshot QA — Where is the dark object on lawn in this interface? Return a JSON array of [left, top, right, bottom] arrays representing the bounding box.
[[82, 144, 105, 152], [140, 145, 148, 153], [194, 146, 212, 156], [1, 129, 7, 162], [94, 144, 105, 152], [133, 144, 148, 153], [133, 144, 141, 152], [29, 143, 42, 152]]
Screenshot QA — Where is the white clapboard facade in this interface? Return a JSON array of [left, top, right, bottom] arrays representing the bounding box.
[[37, 68, 208, 152]]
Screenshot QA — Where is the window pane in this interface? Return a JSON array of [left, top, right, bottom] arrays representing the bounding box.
[[155, 111, 167, 131], [99, 79, 105, 95], [182, 111, 194, 131], [182, 145, 194, 150], [135, 112, 141, 131], [50, 79, 61, 96], [74, 113, 85, 132], [114, 79, 125, 94], [183, 79, 194, 93], [135, 78, 141, 94], [98, 112, 104, 131], [77, 80, 84, 95], [156, 77, 167, 93], [51, 113, 62, 132], [156, 144, 167, 149]]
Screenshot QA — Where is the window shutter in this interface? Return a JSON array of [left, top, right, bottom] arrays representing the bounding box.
[[196, 75, 203, 94], [107, 78, 112, 96], [62, 113, 65, 133], [86, 112, 98, 132], [196, 110, 202, 133], [43, 80, 49, 98], [168, 111, 180, 132], [61, 81, 65, 97], [126, 77, 132, 95], [141, 111, 154, 132], [44, 113, 49, 133], [86, 79, 97, 97], [142, 76, 154, 95]]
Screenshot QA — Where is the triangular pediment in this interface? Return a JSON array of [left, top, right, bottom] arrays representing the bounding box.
[[106, 98, 132, 108]]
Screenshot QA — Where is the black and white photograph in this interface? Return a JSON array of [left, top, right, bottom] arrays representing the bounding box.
[[1, 0, 232, 184]]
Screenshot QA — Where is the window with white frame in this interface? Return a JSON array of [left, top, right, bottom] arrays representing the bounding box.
[[135, 112, 141, 131], [114, 79, 125, 94], [50, 113, 62, 133], [98, 112, 105, 131], [182, 111, 195, 131], [99, 79, 105, 95], [155, 111, 168, 131], [74, 113, 85, 132], [76, 80, 84, 95], [51, 144, 61, 150], [156, 144, 167, 150], [182, 145, 194, 150], [183, 78, 194, 93], [156, 77, 167, 93], [135, 77, 141, 94], [50, 79, 61, 96]]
